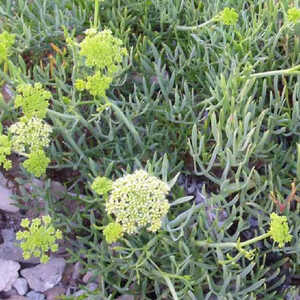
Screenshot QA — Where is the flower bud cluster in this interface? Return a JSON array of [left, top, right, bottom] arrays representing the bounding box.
[[22, 150, 51, 178], [0, 134, 12, 170], [215, 8, 238, 25], [0, 31, 15, 64], [9, 117, 52, 153], [106, 170, 170, 234], [14, 83, 51, 121], [268, 213, 292, 248], [16, 215, 63, 263], [79, 29, 127, 73], [75, 28, 127, 105], [2, 82, 53, 177], [287, 8, 300, 24]]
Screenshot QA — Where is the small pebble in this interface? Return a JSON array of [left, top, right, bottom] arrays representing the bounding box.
[[26, 291, 45, 300], [13, 278, 28, 296]]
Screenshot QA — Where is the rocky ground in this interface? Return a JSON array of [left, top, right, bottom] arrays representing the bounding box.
[[0, 171, 134, 300]]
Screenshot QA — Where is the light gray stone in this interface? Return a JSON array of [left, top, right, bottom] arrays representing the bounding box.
[[71, 262, 82, 280], [21, 258, 66, 292], [1, 229, 16, 243], [0, 173, 19, 213], [13, 278, 28, 296], [7, 296, 29, 300], [0, 259, 20, 292], [26, 291, 45, 300]]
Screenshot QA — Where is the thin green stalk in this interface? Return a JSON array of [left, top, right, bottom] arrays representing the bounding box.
[[196, 232, 271, 249], [47, 109, 100, 140], [250, 64, 300, 78], [109, 100, 144, 149], [94, 0, 99, 28], [176, 19, 215, 31]]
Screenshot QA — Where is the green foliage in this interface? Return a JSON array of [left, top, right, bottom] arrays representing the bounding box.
[[0, 31, 15, 64], [16, 216, 63, 263], [14, 83, 51, 121], [22, 150, 50, 177]]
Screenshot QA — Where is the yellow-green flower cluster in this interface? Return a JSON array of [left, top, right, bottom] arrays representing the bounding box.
[[0, 31, 15, 64], [76, 71, 113, 97], [0, 134, 12, 170], [79, 29, 127, 73], [215, 7, 239, 25], [103, 222, 123, 244], [75, 28, 127, 99], [91, 176, 113, 196], [8, 117, 52, 153], [2, 82, 53, 177], [268, 213, 292, 248], [287, 8, 300, 24], [16, 215, 63, 264], [22, 150, 51, 178], [106, 170, 170, 234], [14, 83, 51, 121]]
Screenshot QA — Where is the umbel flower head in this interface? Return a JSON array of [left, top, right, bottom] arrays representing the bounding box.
[[91, 176, 113, 196], [106, 170, 170, 234], [0, 31, 15, 64], [287, 8, 300, 24], [0, 134, 12, 170], [103, 222, 123, 244], [214, 7, 239, 25], [16, 216, 63, 263], [22, 150, 50, 177], [8, 117, 52, 153], [14, 83, 51, 121], [268, 213, 292, 248], [75, 71, 112, 97], [79, 29, 128, 74]]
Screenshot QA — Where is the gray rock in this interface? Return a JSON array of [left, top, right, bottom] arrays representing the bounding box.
[[0, 259, 20, 292], [71, 262, 82, 280], [26, 291, 45, 300], [13, 278, 28, 296], [7, 296, 29, 300], [0, 241, 40, 264], [21, 258, 66, 292], [0, 173, 19, 213], [1, 229, 16, 243], [24, 179, 66, 201]]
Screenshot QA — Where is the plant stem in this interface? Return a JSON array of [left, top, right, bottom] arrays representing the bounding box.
[[94, 0, 99, 28], [250, 65, 300, 78], [176, 18, 215, 31], [239, 232, 270, 247], [196, 232, 271, 249]]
